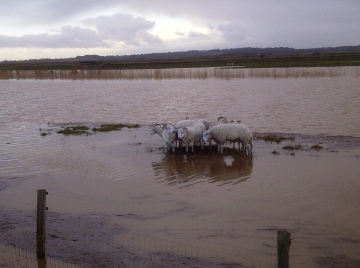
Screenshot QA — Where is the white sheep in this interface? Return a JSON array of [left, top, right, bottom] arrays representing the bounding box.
[[175, 118, 211, 129], [175, 118, 210, 147], [207, 117, 228, 148], [208, 116, 227, 129], [150, 123, 177, 152], [229, 120, 242, 150], [202, 123, 253, 154], [175, 119, 198, 129], [150, 124, 163, 137], [177, 121, 206, 153]]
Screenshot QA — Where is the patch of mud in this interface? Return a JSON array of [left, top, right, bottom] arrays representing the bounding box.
[[0, 206, 251, 267], [315, 255, 360, 268]]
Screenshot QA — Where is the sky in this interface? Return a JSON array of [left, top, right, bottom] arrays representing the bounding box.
[[0, 0, 359, 61]]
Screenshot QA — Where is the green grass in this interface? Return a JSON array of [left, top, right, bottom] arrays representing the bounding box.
[[92, 123, 140, 132], [282, 144, 303, 151], [1, 51, 360, 71], [256, 134, 295, 144], [310, 144, 324, 151], [57, 126, 90, 136]]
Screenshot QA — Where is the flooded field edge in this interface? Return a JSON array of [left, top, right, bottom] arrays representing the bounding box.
[[45, 121, 360, 149], [1, 124, 360, 267]]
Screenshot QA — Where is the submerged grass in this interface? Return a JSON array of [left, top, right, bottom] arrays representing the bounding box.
[[282, 144, 303, 151], [0, 66, 358, 80], [57, 126, 90, 136], [256, 134, 295, 144], [92, 123, 140, 132], [310, 144, 324, 151], [56, 123, 140, 135]]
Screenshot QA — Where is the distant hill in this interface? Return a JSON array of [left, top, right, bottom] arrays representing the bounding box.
[[2, 45, 360, 63]]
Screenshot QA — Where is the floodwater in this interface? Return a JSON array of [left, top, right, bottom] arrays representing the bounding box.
[[1, 66, 360, 267]]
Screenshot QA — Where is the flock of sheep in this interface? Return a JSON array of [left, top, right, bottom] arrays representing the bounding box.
[[150, 117, 253, 154]]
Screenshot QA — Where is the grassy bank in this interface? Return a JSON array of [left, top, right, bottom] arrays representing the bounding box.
[[1, 51, 360, 71]]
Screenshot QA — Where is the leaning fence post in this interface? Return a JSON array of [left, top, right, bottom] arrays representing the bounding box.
[[277, 229, 291, 268], [37, 189, 48, 258]]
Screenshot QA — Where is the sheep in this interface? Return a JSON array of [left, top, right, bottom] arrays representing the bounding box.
[[150, 123, 177, 153], [202, 123, 253, 154], [175, 118, 210, 147], [177, 121, 206, 153], [207, 117, 228, 148], [208, 116, 227, 129], [229, 120, 242, 150], [150, 124, 163, 137], [175, 119, 198, 129]]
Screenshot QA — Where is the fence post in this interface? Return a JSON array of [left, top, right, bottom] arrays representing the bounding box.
[[37, 189, 48, 258], [277, 229, 291, 268]]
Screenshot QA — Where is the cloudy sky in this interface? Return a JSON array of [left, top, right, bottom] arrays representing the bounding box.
[[1, 0, 359, 61]]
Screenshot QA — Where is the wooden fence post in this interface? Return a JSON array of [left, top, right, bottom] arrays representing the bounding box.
[[36, 189, 48, 258], [277, 229, 291, 268]]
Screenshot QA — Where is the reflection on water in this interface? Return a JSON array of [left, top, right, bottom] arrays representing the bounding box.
[[152, 152, 253, 187]]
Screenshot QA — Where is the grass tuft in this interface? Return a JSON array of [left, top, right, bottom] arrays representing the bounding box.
[[57, 126, 90, 136], [310, 144, 323, 151], [256, 134, 295, 144], [282, 144, 302, 151], [92, 123, 140, 132]]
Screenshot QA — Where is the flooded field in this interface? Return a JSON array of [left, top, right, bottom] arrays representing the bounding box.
[[1, 66, 360, 267]]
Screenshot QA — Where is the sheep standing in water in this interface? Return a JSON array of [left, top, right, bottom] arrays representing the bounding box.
[[207, 117, 228, 148], [177, 121, 206, 153], [175, 118, 210, 147], [151, 124, 177, 153], [202, 123, 253, 154]]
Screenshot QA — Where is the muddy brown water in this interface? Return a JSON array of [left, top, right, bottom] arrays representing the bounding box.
[[1, 67, 360, 267]]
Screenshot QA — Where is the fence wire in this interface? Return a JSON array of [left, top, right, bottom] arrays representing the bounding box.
[[0, 203, 275, 268]]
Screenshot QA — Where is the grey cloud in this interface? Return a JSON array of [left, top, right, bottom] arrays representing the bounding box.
[[84, 13, 163, 46], [0, 26, 107, 48], [218, 23, 249, 44], [175, 32, 186, 36], [188, 31, 206, 38]]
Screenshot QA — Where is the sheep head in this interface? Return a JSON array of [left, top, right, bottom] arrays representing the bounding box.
[[177, 128, 185, 139], [202, 130, 211, 143]]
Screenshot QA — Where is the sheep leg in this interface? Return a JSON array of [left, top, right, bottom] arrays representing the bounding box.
[[220, 144, 224, 154], [217, 143, 223, 154], [248, 139, 253, 153], [191, 141, 195, 153]]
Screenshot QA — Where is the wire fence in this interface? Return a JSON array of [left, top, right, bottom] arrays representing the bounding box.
[[0, 191, 277, 268]]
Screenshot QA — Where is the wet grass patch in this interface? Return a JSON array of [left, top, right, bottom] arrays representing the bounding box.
[[282, 144, 303, 151], [92, 123, 140, 132], [57, 126, 91, 136], [255, 134, 295, 144], [310, 143, 324, 151]]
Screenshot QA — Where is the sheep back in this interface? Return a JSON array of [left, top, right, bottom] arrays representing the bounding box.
[[181, 122, 205, 144], [209, 123, 252, 144]]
